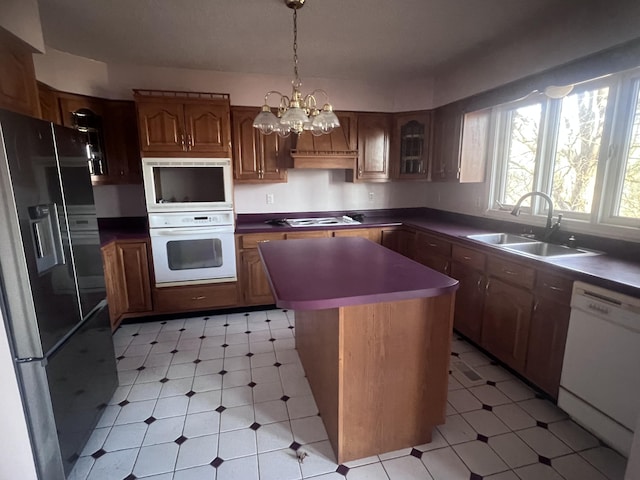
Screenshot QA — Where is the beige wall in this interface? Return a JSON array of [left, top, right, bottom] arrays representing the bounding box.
[[0, 309, 38, 480], [432, 0, 640, 107], [0, 0, 44, 52]]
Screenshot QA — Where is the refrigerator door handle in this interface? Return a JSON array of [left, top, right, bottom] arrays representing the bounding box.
[[51, 203, 66, 266], [16, 356, 48, 366], [32, 222, 45, 258]]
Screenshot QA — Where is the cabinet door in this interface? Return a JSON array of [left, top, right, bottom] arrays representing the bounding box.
[[0, 29, 40, 117], [392, 112, 431, 180], [381, 228, 415, 258], [525, 298, 570, 399], [481, 278, 533, 372], [231, 107, 286, 182], [356, 113, 391, 181], [184, 102, 230, 155], [38, 82, 62, 124], [450, 262, 484, 343], [431, 103, 462, 182], [100, 100, 142, 185], [240, 249, 275, 305], [117, 242, 153, 314], [136, 101, 185, 153], [102, 244, 124, 330]]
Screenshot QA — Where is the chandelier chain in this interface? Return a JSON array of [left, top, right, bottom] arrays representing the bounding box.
[[292, 8, 299, 83]]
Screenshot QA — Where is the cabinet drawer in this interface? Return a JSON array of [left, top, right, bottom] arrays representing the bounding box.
[[487, 256, 535, 289], [285, 231, 330, 240], [535, 270, 573, 304], [452, 245, 485, 270], [239, 233, 286, 249], [154, 282, 238, 313], [415, 232, 451, 257]]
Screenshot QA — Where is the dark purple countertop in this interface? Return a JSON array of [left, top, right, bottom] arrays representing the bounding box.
[[258, 237, 459, 310]]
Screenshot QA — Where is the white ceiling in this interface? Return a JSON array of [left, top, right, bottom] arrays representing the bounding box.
[[36, 0, 574, 82]]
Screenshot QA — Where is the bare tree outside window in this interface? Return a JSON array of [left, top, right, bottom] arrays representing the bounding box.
[[552, 88, 609, 214], [503, 104, 541, 205], [618, 91, 640, 218]]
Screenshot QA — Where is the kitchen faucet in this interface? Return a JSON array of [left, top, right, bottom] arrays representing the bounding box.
[[510, 191, 562, 241]]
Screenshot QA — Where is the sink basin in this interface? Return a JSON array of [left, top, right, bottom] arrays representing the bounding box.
[[466, 233, 538, 245], [502, 242, 596, 258]]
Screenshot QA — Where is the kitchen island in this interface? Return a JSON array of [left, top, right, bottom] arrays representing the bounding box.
[[258, 236, 459, 463]]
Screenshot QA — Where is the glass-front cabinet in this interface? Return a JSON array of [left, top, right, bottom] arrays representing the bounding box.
[[392, 111, 431, 180]]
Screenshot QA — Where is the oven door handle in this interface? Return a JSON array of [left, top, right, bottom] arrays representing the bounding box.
[[151, 227, 234, 236]]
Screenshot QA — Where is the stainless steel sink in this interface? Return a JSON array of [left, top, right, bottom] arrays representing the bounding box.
[[466, 232, 600, 258], [502, 242, 596, 258], [466, 233, 538, 245]]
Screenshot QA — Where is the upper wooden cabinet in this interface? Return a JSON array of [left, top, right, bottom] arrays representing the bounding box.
[[134, 90, 231, 157], [0, 29, 40, 118], [37, 82, 62, 124], [231, 106, 288, 183], [391, 111, 432, 180], [55, 91, 141, 185], [347, 112, 391, 182], [431, 103, 463, 182]]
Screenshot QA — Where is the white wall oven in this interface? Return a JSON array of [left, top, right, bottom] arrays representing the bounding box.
[[142, 158, 233, 212], [149, 211, 236, 287]]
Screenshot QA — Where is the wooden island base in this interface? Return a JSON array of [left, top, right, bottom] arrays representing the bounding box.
[[295, 294, 455, 463]]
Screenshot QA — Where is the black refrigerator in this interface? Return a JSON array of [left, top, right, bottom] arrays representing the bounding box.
[[0, 109, 117, 479]]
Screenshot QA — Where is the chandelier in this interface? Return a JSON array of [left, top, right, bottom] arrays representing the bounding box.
[[253, 0, 340, 137]]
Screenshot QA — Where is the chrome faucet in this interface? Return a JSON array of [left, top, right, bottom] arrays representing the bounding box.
[[510, 191, 562, 241]]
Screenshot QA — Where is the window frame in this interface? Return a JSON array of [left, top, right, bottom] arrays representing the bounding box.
[[486, 67, 640, 238]]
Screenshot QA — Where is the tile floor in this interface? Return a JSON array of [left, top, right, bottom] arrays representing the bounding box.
[[69, 308, 628, 480]]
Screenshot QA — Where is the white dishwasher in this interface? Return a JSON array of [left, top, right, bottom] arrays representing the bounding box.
[[559, 281, 640, 456]]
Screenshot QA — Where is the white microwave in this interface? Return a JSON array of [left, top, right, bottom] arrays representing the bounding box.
[[142, 158, 234, 212]]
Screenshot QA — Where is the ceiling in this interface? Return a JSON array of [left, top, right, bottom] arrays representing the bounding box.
[[36, 0, 574, 82]]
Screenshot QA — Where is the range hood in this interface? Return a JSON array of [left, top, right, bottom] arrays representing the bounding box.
[[290, 122, 358, 169]]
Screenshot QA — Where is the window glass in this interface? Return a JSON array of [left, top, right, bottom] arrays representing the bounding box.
[[551, 87, 609, 214], [502, 103, 541, 205], [617, 83, 640, 218], [167, 239, 222, 270]]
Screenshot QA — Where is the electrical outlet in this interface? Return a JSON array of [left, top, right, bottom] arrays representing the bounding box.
[[475, 197, 482, 209], [368, 192, 375, 201], [266, 193, 274, 205]]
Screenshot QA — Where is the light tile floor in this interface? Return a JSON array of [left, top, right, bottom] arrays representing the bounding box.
[[69, 308, 628, 480]]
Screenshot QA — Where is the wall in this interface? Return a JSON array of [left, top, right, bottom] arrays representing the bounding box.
[[234, 169, 428, 214], [0, 308, 38, 480], [0, 0, 44, 52], [432, 0, 640, 107]]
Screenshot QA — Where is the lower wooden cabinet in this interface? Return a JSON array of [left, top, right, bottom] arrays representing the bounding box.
[[239, 248, 276, 306], [450, 261, 485, 343], [481, 278, 533, 373], [102, 240, 153, 331], [524, 271, 573, 398], [381, 228, 415, 257], [153, 282, 238, 313], [412, 232, 452, 274]]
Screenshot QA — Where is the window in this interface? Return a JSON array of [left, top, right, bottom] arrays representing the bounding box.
[[489, 67, 640, 233]]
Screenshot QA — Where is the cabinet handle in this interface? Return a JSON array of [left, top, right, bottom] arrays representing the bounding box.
[[427, 243, 438, 247], [543, 282, 564, 292], [485, 279, 491, 292], [120, 170, 125, 176], [187, 134, 194, 148], [444, 262, 449, 274], [533, 300, 539, 312], [180, 133, 187, 151], [258, 240, 270, 243], [502, 269, 518, 276], [358, 168, 363, 177], [192, 296, 206, 300], [463, 255, 472, 261], [476, 277, 483, 292]]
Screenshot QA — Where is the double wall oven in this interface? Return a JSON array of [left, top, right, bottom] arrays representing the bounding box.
[[143, 158, 237, 287]]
